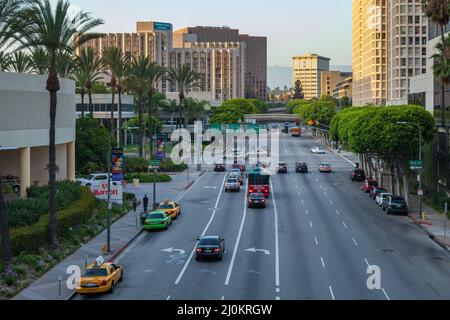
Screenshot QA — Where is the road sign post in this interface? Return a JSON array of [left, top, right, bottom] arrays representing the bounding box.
[[149, 160, 161, 210]]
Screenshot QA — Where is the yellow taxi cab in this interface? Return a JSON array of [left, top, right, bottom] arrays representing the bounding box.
[[76, 256, 123, 295], [157, 199, 182, 219]]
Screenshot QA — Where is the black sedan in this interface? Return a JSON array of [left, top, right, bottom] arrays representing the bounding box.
[[248, 193, 267, 208], [277, 162, 288, 174], [350, 169, 366, 182], [295, 162, 308, 173], [214, 164, 226, 172], [195, 236, 226, 261], [382, 197, 408, 215]]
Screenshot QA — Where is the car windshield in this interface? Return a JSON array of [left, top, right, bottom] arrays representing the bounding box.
[[392, 198, 406, 204], [83, 268, 107, 277], [158, 204, 174, 209], [88, 174, 95, 180], [321, 163, 330, 166], [148, 213, 165, 219], [227, 179, 238, 183], [250, 193, 265, 199], [199, 238, 219, 246]]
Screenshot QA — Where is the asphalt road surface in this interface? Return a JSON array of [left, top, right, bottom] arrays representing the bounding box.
[[78, 133, 450, 300]]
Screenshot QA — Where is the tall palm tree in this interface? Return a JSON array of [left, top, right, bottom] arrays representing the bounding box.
[[0, 0, 20, 276], [29, 47, 49, 74], [422, 0, 450, 126], [127, 55, 150, 158], [184, 97, 209, 125], [14, 0, 103, 248], [75, 48, 102, 117], [56, 50, 74, 78], [146, 62, 166, 157], [167, 64, 200, 128], [71, 67, 88, 117], [101, 47, 127, 137], [115, 54, 130, 148], [8, 51, 33, 73]]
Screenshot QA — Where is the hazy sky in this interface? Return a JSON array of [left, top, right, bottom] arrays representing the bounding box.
[[57, 0, 352, 67]]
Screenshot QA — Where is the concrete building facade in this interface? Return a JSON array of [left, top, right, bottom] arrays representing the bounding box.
[[352, 0, 428, 106], [292, 54, 330, 100], [0, 72, 76, 198], [320, 71, 352, 97], [333, 76, 353, 100]]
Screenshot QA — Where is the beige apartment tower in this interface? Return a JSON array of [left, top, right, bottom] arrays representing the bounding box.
[[292, 54, 330, 100], [352, 0, 428, 106], [320, 71, 352, 97]]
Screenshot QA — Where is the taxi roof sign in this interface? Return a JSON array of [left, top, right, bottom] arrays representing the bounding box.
[[95, 256, 105, 266]]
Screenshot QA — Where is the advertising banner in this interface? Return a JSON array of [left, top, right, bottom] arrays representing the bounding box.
[[91, 182, 123, 205], [111, 148, 125, 181], [156, 135, 167, 160]]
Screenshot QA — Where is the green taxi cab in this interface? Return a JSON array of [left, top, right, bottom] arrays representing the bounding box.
[[143, 211, 172, 231]]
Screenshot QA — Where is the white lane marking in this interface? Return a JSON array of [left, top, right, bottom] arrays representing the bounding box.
[[364, 258, 371, 268], [329, 200, 333, 206], [336, 209, 340, 216], [382, 288, 391, 301], [301, 200, 305, 205], [175, 174, 228, 285], [224, 183, 248, 286], [305, 209, 309, 215], [276, 288, 280, 293], [315, 178, 319, 183], [339, 154, 357, 167], [329, 286, 335, 300], [166, 295, 171, 300], [314, 237, 319, 246], [320, 185, 323, 189], [270, 179, 281, 288], [298, 192, 301, 196], [343, 222, 348, 229], [276, 297, 281, 301], [321, 257, 326, 269], [352, 238, 358, 247], [310, 221, 313, 229], [221, 296, 225, 300]]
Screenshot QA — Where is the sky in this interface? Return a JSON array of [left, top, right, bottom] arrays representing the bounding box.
[[56, 0, 353, 68]]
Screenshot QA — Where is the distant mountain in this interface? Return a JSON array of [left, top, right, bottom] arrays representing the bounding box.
[[267, 65, 352, 90]]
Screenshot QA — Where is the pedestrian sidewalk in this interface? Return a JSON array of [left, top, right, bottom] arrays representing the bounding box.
[[323, 142, 450, 252], [13, 169, 206, 300]]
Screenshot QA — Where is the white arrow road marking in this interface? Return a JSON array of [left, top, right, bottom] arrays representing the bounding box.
[[162, 248, 186, 256], [245, 248, 271, 255]]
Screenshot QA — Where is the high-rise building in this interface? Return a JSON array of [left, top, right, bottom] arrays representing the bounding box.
[[76, 21, 248, 103], [174, 26, 267, 100], [320, 71, 352, 97], [352, 0, 428, 106], [333, 76, 353, 100], [292, 54, 330, 100]]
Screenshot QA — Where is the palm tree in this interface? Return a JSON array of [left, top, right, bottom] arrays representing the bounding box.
[[71, 67, 88, 117], [184, 97, 209, 125], [8, 51, 33, 73], [14, 0, 103, 248], [115, 54, 130, 148], [29, 47, 49, 74], [101, 47, 127, 137], [56, 50, 74, 78], [75, 48, 102, 117], [127, 55, 150, 158], [167, 64, 200, 128], [0, 0, 19, 50], [0, 51, 11, 71], [145, 62, 166, 157], [422, 0, 450, 126]]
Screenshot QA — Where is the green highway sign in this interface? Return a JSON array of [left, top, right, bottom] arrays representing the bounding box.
[[149, 160, 161, 166], [409, 160, 423, 169]]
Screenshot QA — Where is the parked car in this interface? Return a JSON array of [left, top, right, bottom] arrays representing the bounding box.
[[361, 179, 378, 193], [77, 173, 111, 187], [370, 187, 388, 200], [382, 196, 408, 215], [376, 193, 393, 206], [0, 175, 20, 194], [350, 169, 366, 182], [295, 162, 308, 173], [277, 162, 288, 174]]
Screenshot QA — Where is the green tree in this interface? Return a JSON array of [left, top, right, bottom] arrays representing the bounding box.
[[292, 80, 304, 100], [127, 55, 150, 158], [248, 99, 269, 114], [184, 97, 209, 124], [7, 51, 33, 73], [29, 47, 49, 74], [76, 117, 115, 174], [71, 66, 88, 117], [221, 98, 258, 114], [167, 64, 200, 128], [74, 48, 102, 117], [15, 0, 103, 248], [295, 98, 336, 126]]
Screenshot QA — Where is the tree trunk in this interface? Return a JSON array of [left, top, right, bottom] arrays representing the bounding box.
[[389, 164, 395, 194], [110, 88, 116, 132], [118, 87, 123, 148], [80, 91, 85, 118], [138, 95, 143, 158], [46, 71, 60, 249], [0, 181, 12, 274], [395, 165, 401, 197], [399, 165, 410, 207], [88, 88, 93, 118]]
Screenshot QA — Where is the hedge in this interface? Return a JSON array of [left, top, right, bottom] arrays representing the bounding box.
[[8, 187, 96, 256], [125, 173, 172, 184], [125, 157, 187, 173]]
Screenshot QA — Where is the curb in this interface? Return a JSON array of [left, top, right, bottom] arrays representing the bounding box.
[[408, 213, 450, 252], [185, 170, 206, 190]]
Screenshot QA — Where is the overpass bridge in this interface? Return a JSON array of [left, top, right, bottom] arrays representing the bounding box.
[[244, 113, 301, 123]]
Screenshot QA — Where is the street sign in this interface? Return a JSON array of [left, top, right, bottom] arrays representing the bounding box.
[[409, 160, 423, 170], [418, 190, 424, 196], [149, 160, 161, 167]]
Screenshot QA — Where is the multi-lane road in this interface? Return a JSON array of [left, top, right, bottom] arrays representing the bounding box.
[[79, 133, 450, 300]]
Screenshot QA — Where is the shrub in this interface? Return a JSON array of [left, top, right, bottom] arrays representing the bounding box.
[[124, 157, 148, 173], [8, 187, 96, 256], [125, 173, 172, 184], [159, 158, 188, 173], [4, 276, 16, 286]]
